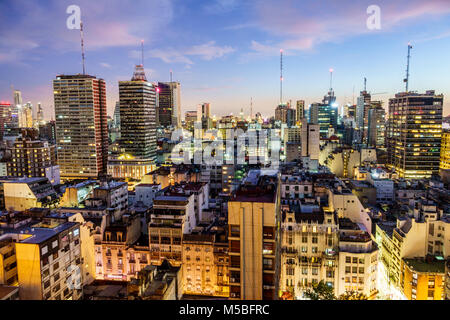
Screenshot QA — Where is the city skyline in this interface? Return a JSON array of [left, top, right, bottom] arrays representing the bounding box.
[[1, 0, 450, 120]]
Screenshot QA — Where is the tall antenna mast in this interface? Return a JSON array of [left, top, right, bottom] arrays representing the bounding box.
[[170, 70, 173, 82], [404, 43, 413, 92], [364, 77, 367, 92], [329, 68, 333, 92], [80, 21, 86, 75], [280, 49, 283, 105], [250, 97, 253, 120], [141, 40, 145, 67]]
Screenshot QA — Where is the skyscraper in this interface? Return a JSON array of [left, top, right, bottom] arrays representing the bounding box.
[[309, 102, 338, 137], [387, 90, 443, 179], [367, 102, 385, 148], [53, 74, 108, 179], [108, 65, 157, 180], [296, 100, 305, 123], [18, 102, 33, 128], [36, 102, 44, 125], [356, 90, 372, 144], [157, 81, 181, 128]]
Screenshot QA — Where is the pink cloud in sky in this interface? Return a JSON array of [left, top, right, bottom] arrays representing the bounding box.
[[249, 0, 450, 55]]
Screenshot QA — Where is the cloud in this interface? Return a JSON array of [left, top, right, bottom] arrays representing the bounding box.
[[204, 0, 238, 14], [0, 0, 175, 64], [100, 62, 112, 68], [246, 0, 450, 54], [186, 41, 235, 60], [140, 41, 235, 65]]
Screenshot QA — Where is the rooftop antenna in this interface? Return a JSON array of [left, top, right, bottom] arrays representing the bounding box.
[[250, 97, 253, 119], [280, 49, 283, 105], [404, 43, 413, 92], [170, 70, 173, 82], [80, 21, 86, 75], [141, 39, 145, 67], [364, 77, 367, 92], [329, 68, 334, 92]]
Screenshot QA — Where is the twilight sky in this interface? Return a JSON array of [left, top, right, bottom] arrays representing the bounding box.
[[1, 0, 450, 120]]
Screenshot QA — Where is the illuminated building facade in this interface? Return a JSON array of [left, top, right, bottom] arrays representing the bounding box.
[[53, 74, 109, 180], [7, 129, 57, 180], [309, 103, 338, 137], [157, 82, 181, 128], [401, 258, 445, 300], [367, 103, 386, 148], [387, 91, 443, 179], [14, 220, 82, 300], [228, 171, 280, 300], [181, 229, 229, 297], [440, 130, 450, 170], [108, 65, 157, 181]]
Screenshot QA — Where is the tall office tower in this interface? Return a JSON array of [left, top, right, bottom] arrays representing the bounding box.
[[113, 101, 120, 129], [308, 102, 338, 137], [301, 118, 320, 160], [228, 170, 280, 300], [440, 130, 450, 170], [53, 74, 108, 180], [387, 90, 443, 179], [197, 102, 211, 129], [184, 110, 197, 130], [9, 90, 21, 127], [356, 90, 372, 143], [0, 101, 11, 138], [296, 100, 305, 123], [108, 65, 157, 180], [18, 102, 33, 128], [36, 102, 44, 125], [275, 104, 296, 127], [157, 81, 181, 128], [367, 102, 385, 148]]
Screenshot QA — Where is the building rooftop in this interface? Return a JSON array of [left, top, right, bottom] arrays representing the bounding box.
[[19, 221, 79, 244], [403, 258, 445, 274], [0, 285, 18, 300]]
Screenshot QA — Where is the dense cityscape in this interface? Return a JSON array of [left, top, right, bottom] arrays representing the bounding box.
[[0, 1, 449, 303]]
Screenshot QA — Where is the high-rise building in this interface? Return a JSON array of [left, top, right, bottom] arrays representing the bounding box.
[[309, 103, 338, 137], [440, 130, 450, 170], [36, 102, 44, 126], [7, 129, 58, 182], [275, 104, 296, 127], [157, 82, 181, 128], [296, 100, 305, 122], [108, 65, 157, 180], [367, 102, 386, 148], [386, 90, 443, 179], [18, 102, 33, 128], [0, 101, 11, 138], [197, 103, 212, 129], [228, 170, 280, 300], [356, 91, 371, 137], [53, 74, 109, 180], [301, 118, 320, 161]]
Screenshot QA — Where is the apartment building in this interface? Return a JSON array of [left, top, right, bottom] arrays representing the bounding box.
[[181, 223, 229, 297], [95, 213, 148, 281], [149, 192, 196, 266], [401, 257, 445, 300], [2, 177, 59, 211], [376, 198, 450, 291], [279, 202, 339, 298], [228, 170, 281, 300], [336, 218, 378, 298], [15, 220, 82, 300]]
